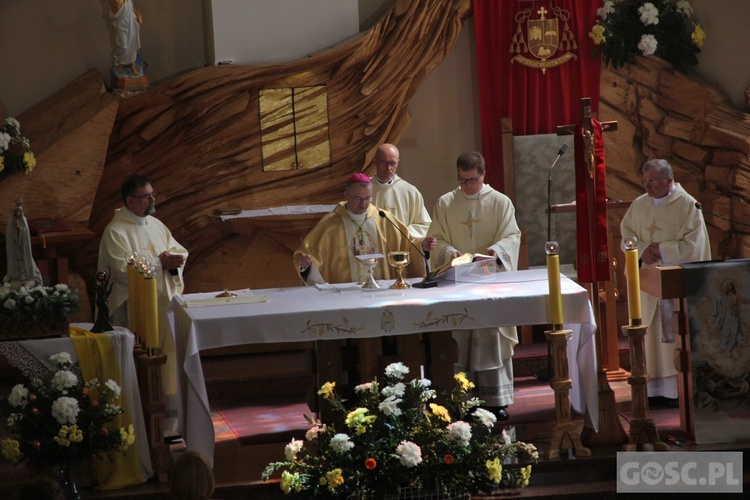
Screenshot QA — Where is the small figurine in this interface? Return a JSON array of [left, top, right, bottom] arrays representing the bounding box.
[[91, 268, 115, 333], [4, 198, 43, 289]]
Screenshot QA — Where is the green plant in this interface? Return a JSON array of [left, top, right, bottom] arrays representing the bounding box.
[[590, 0, 705, 71], [263, 362, 538, 497]]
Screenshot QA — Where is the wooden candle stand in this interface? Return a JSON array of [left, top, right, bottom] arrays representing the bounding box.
[[138, 351, 173, 482], [544, 328, 591, 460], [622, 324, 668, 451]]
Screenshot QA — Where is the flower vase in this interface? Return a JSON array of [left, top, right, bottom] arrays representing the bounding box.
[[54, 462, 82, 500]]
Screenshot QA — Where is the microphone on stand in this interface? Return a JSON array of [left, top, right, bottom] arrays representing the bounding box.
[[378, 210, 437, 288], [547, 143, 568, 242], [539, 143, 569, 382]]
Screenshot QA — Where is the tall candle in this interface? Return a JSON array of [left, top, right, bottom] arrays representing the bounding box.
[[624, 236, 642, 325], [127, 253, 137, 333], [143, 269, 159, 350], [545, 241, 564, 328], [136, 258, 147, 339]]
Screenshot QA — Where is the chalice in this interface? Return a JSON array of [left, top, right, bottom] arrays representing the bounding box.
[[388, 251, 410, 289], [359, 256, 381, 289]]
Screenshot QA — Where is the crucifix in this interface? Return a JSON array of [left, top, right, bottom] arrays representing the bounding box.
[[557, 97, 627, 446]]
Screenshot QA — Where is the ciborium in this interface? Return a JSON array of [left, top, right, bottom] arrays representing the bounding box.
[[388, 251, 410, 289]]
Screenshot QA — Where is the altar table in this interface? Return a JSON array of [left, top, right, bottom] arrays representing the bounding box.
[[169, 269, 599, 463], [0, 325, 153, 481]]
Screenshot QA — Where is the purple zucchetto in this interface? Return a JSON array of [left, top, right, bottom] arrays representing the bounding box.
[[346, 172, 371, 185]]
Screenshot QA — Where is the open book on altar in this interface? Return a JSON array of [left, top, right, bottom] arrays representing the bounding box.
[[433, 253, 498, 282]]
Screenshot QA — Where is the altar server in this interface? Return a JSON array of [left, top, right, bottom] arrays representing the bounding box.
[[621, 158, 711, 405], [370, 143, 432, 240], [427, 151, 521, 420]]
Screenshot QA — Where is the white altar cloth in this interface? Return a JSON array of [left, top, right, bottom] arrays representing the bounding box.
[[0, 325, 153, 481], [168, 269, 599, 463]]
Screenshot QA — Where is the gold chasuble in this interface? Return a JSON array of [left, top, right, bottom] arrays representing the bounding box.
[[294, 203, 424, 285], [70, 326, 143, 489]]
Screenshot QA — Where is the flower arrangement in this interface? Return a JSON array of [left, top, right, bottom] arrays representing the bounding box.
[[263, 362, 538, 497], [0, 282, 80, 324], [1, 351, 135, 469], [590, 0, 705, 71], [0, 117, 36, 176]]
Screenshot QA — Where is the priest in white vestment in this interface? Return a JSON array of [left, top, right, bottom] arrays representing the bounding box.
[[427, 151, 521, 420], [621, 159, 711, 403], [370, 143, 432, 240], [98, 174, 188, 435], [294, 172, 434, 285]]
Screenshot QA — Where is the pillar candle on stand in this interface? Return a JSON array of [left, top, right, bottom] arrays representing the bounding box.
[[142, 266, 159, 351], [136, 256, 147, 340], [126, 252, 138, 336], [545, 241, 564, 330], [624, 236, 642, 326]]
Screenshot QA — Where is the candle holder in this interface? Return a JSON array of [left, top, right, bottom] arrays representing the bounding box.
[[621, 323, 668, 451], [388, 251, 410, 289]]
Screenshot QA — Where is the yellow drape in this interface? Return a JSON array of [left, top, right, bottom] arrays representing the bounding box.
[[69, 326, 144, 489]]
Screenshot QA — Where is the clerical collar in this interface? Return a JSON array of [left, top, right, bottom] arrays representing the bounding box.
[[462, 184, 485, 200], [652, 183, 677, 207], [346, 206, 368, 224], [374, 175, 394, 185], [122, 206, 149, 225]]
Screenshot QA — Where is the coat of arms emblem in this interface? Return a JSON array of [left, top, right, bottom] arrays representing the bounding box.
[[510, 5, 577, 74]]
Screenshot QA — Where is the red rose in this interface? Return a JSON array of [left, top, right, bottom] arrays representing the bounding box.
[[444, 454, 455, 465], [365, 458, 377, 470]]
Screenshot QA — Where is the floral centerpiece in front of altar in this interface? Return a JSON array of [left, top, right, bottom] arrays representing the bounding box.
[[263, 362, 538, 498], [589, 0, 705, 71], [1, 351, 135, 471], [0, 117, 36, 176]]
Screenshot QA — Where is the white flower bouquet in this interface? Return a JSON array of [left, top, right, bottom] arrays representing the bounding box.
[[590, 0, 705, 70], [0, 282, 79, 324], [0, 117, 36, 176], [1, 351, 135, 469], [263, 362, 538, 497]]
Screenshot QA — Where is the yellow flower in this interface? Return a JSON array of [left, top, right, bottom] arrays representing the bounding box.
[[280, 470, 294, 494], [429, 403, 451, 423], [325, 468, 344, 492], [486, 458, 502, 484], [54, 425, 83, 447], [23, 152, 35, 173], [0, 156, 5, 172], [318, 381, 336, 399], [691, 23, 705, 48], [589, 25, 605, 45], [521, 465, 532, 486], [345, 407, 376, 434], [119, 424, 136, 450], [1, 439, 22, 463], [454, 372, 474, 391]]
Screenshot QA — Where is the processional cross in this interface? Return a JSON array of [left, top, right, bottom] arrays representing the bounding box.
[[556, 98, 627, 446]]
